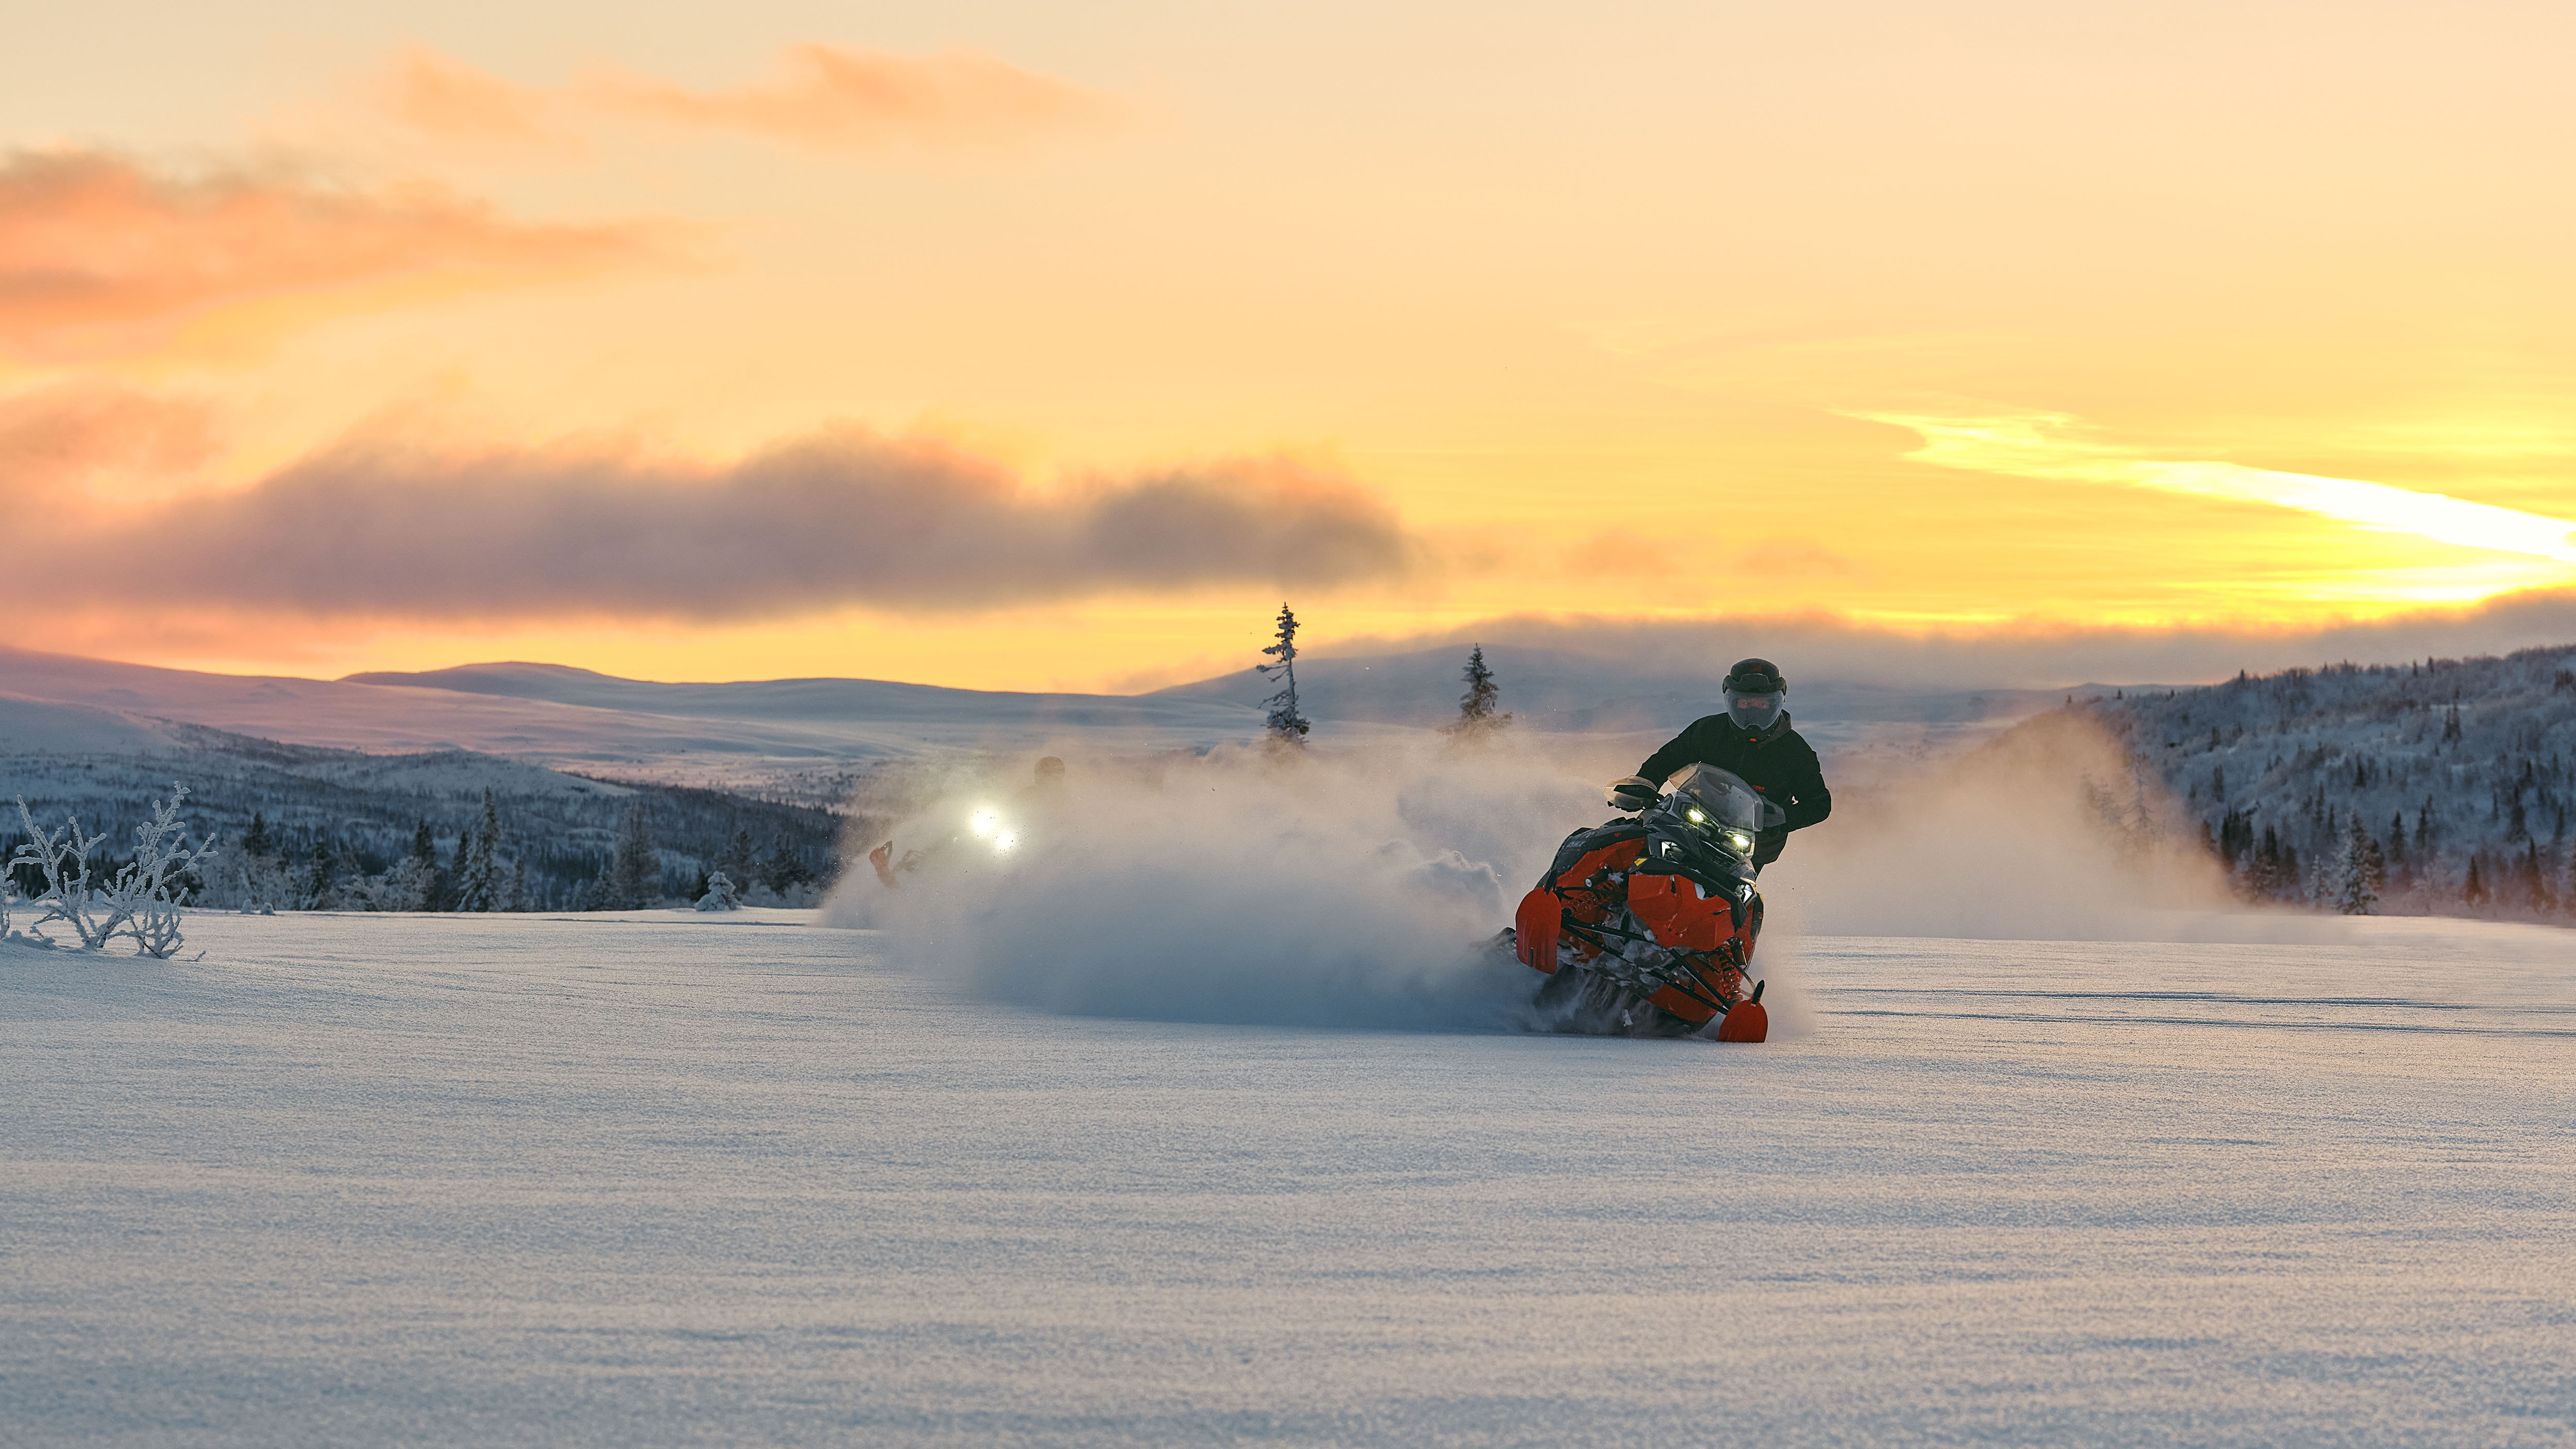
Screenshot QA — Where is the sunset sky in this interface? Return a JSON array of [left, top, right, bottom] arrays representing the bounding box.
[[5, 0, 2573, 690]]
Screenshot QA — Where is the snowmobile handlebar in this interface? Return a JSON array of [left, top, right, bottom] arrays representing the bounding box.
[[1605, 776, 1657, 812]]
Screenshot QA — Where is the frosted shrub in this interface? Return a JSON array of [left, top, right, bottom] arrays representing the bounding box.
[[695, 871, 743, 912], [13, 784, 219, 958], [13, 799, 118, 948]]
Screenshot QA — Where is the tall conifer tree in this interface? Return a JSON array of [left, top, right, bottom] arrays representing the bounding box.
[[1258, 602, 1311, 745]]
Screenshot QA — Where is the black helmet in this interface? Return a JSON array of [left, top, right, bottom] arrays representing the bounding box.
[[1723, 658, 1785, 693], [1722, 658, 1786, 732]]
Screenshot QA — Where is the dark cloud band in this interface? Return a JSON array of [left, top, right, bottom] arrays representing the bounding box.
[[65, 430, 1417, 620]]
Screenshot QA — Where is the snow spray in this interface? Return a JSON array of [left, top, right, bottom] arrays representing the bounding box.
[[1774, 710, 2245, 941], [824, 709, 2281, 1033], [828, 739, 1611, 1030]]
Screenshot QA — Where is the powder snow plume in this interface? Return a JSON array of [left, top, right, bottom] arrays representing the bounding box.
[[824, 711, 2277, 1035], [826, 740, 1605, 1030], [1774, 710, 2248, 942]]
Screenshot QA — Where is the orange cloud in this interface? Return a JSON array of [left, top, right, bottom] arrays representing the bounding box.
[[30, 429, 1420, 624], [585, 44, 1123, 150], [0, 382, 219, 500], [367, 45, 1122, 157], [0, 148, 675, 360], [373, 48, 575, 157]]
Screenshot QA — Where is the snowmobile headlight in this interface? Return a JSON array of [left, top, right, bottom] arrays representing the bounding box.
[[993, 829, 1020, 853], [1686, 807, 1706, 823], [970, 806, 999, 837], [1728, 832, 1751, 851]]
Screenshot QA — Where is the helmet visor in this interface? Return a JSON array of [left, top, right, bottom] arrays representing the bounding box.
[[1724, 688, 1784, 731]]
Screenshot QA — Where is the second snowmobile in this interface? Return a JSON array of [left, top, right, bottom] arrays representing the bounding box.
[[1507, 763, 1782, 1040]]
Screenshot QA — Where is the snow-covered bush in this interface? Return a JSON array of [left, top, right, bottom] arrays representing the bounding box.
[[695, 871, 742, 912], [12, 784, 218, 956], [13, 799, 118, 948], [344, 855, 436, 913], [108, 787, 219, 957]]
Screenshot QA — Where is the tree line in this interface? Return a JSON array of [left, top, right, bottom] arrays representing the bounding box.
[[2098, 646, 2576, 919]]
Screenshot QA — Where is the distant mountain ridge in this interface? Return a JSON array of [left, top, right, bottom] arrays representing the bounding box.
[[0, 645, 1264, 792], [340, 661, 1260, 729], [5, 642, 2145, 799]]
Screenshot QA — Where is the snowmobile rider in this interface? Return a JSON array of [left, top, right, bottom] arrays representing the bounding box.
[[1610, 658, 1831, 868]]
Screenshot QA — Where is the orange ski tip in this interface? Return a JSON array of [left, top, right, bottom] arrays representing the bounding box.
[[1716, 1000, 1769, 1043]]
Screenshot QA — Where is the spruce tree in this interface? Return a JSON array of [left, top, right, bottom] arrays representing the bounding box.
[[303, 838, 336, 910], [437, 825, 471, 910], [455, 789, 502, 912], [242, 813, 273, 859], [719, 829, 756, 887], [762, 838, 814, 895], [2334, 813, 2378, 915], [1443, 644, 1511, 742], [604, 801, 659, 909], [1257, 602, 1311, 745], [2249, 825, 2281, 898]]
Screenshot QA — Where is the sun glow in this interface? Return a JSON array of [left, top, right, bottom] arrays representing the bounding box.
[[1865, 409, 2576, 567], [8, 2, 2576, 683]]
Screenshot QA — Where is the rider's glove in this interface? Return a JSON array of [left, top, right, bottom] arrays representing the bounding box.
[[1605, 776, 1657, 812]]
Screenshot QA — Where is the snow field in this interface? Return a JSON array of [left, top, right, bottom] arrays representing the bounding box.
[[5, 907, 2574, 1446]]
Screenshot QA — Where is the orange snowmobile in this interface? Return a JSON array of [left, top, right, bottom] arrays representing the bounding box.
[[1509, 764, 1783, 1040]]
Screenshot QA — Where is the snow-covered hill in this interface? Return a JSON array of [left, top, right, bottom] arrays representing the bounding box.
[[2093, 645, 2576, 917], [0, 646, 1268, 790], [342, 661, 1273, 733], [4, 643, 2108, 800]]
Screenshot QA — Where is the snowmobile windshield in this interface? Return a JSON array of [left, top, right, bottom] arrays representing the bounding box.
[[1659, 763, 1788, 833]]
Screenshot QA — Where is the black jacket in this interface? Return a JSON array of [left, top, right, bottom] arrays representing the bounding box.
[[1636, 712, 1832, 866]]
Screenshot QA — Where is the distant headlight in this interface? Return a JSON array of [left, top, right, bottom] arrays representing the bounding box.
[[969, 806, 999, 838]]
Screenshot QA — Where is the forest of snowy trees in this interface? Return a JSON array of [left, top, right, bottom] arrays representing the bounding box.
[[2, 730, 845, 916], [2094, 644, 2576, 919]]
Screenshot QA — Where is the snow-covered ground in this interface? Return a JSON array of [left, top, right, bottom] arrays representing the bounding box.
[[6, 907, 2572, 1446]]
